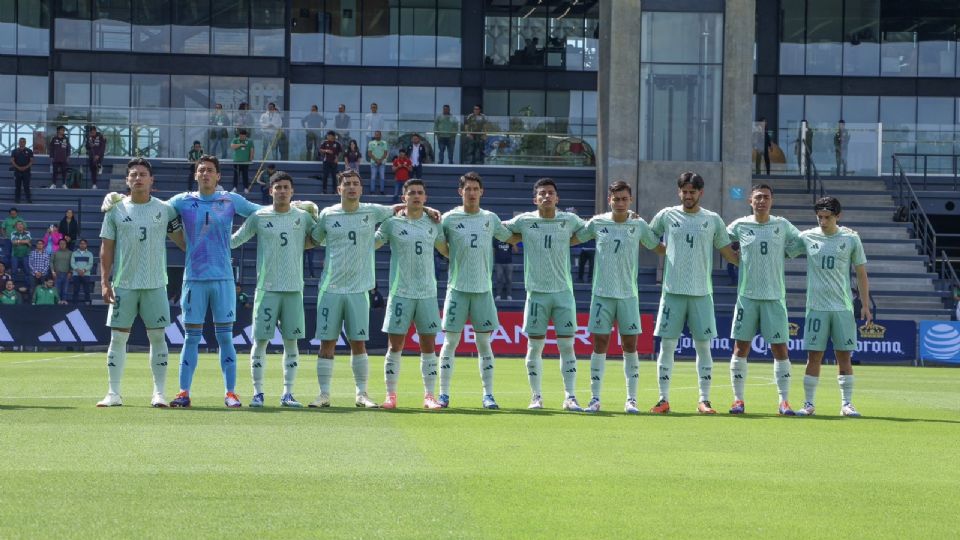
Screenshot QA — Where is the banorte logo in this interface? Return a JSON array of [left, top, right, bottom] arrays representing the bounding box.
[[922, 323, 960, 360]]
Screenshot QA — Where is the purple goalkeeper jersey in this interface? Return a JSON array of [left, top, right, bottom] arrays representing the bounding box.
[[169, 190, 261, 281]]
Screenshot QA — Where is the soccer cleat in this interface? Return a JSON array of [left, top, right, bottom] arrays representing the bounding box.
[[169, 391, 191, 408], [624, 399, 640, 414], [249, 393, 265, 408], [841, 402, 861, 417], [778, 400, 796, 416], [795, 401, 816, 416], [649, 399, 671, 414], [423, 393, 442, 410], [96, 392, 123, 407], [562, 396, 582, 412], [583, 397, 601, 413], [437, 394, 450, 408], [224, 391, 242, 408], [382, 392, 398, 410], [528, 394, 543, 409], [308, 393, 331, 408], [151, 393, 168, 408], [280, 393, 303, 408], [355, 392, 380, 409], [729, 399, 745, 414], [697, 401, 717, 414], [482, 394, 499, 410]]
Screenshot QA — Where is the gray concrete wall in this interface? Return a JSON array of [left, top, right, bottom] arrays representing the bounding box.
[[719, 0, 757, 223]]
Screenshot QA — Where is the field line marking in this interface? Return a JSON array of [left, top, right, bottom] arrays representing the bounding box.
[[7, 353, 97, 365]]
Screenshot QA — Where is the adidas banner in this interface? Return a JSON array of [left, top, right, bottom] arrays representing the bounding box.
[[0, 305, 387, 352], [667, 317, 916, 363], [402, 312, 656, 356]]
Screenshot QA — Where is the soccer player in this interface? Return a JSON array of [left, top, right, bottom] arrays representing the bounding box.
[[374, 179, 448, 409], [648, 172, 738, 414], [230, 171, 316, 408], [309, 170, 398, 409], [576, 180, 662, 413], [726, 184, 803, 415], [168, 156, 261, 408], [97, 158, 181, 407], [437, 172, 516, 409], [794, 196, 871, 417], [505, 178, 586, 411]]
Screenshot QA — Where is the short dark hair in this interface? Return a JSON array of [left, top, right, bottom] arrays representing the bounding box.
[[608, 180, 632, 196], [78, 238, 88, 244], [814, 196, 842, 215], [326, 130, 337, 137], [751, 183, 773, 195], [198, 154, 220, 173], [533, 177, 557, 195], [677, 171, 704, 190], [237, 129, 248, 136], [127, 157, 153, 175], [56, 125, 65, 131], [459, 171, 483, 189], [192, 140, 202, 146], [9, 207, 17, 214], [269, 171, 294, 186], [337, 170, 361, 185], [403, 179, 426, 193]]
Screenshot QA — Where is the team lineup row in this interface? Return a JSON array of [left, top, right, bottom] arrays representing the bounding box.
[[94, 156, 871, 418]]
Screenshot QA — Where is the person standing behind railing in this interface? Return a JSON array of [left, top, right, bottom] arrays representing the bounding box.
[[367, 130, 388, 195], [434, 104, 458, 164], [463, 105, 487, 165], [49, 125, 71, 189], [301, 105, 326, 161], [259, 102, 283, 161], [11, 137, 34, 204], [85, 126, 106, 189], [834, 119, 850, 176], [209, 104, 229, 159]]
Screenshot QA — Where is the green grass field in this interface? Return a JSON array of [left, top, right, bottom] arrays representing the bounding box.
[[1, 351, 957, 539]]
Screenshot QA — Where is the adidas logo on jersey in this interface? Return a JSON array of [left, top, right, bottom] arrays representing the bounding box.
[[456, 223, 465, 229], [773, 332, 781, 339], [265, 222, 274, 228], [252, 362, 262, 368], [530, 223, 539, 229], [671, 222, 681, 228], [399, 229, 409, 236], [628, 323, 638, 330], [600, 227, 608, 233], [122, 216, 133, 222], [358, 330, 366, 336], [428, 322, 437, 329], [333, 221, 341, 228], [191, 202, 199, 208], [156, 316, 167, 324], [564, 321, 573, 328]]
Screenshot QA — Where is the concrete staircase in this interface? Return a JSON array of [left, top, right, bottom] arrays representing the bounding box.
[[764, 175, 953, 321]]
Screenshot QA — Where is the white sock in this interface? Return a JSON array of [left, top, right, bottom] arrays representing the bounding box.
[[730, 355, 747, 401], [251, 340, 268, 395], [558, 337, 577, 398], [476, 332, 495, 396], [282, 339, 299, 395], [694, 340, 713, 402], [316, 356, 333, 395], [525, 338, 545, 396], [438, 331, 461, 396], [146, 328, 168, 395], [773, 359, 791, 402], [589, 352, 606, 399], [421, 352, 438, 395], [656, 338, 677, 401], [838, 374, 854, 404], [106, 330, 130, 395], [623, 351, 640, 401], [351, 353, 369, 394], [803, 374, 819, 405], [384, 350, 401, 394]]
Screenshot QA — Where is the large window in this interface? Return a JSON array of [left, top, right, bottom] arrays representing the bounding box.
[[640, 11, 723, 162], [483, 0, 598, 71]]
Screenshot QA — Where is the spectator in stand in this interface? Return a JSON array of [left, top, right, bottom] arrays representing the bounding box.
[[259, 102, 283, 160], [366, 130, 388, 195], [52, 238, 72, 304], [234, 102, 254, 140], [302, 104, 326, 161], [187, 141, 204, 190], [28, 239, 52, 291], [1, 207, 26, 266], [0, 262, 11, 291], [71, 238, 94, 305], [364, 102, 384, 153], [11, 137, 34, 203], [1, 279, 21, 304], [493, 238, 517, 301], [85, 125, 106, 189], [33, 276, 59, 305], [463, 105, 487, 164], [406, 133, 428, 180], [434, 104, 458, 164], [209, 103, 230, 159], [334, 103, 351, 145], [231, 129, 254, 193], [318, 130, 342, 194], [49, 125, 72, 189], [391, 149, 412, 202], [58, 209, 80, 250], [236, 285, 252, 311], [42, 224, 63, 254], [343, 139, 362, 173], [9, 220, 31, 281]]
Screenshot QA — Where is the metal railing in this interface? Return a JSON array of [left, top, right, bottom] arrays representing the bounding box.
[[938, 250, 960, 289], [891, 153, 960, 190], [891, 154, 939, 269]]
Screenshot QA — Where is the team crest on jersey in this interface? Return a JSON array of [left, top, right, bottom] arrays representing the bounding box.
[[700, 221, 709, 229], [839, 242, 846, 251], [560, 221, 566, 228], [154, 211, 162, 222], [295, 218, 301, 226], [484, 222, 490, 229], [363, 215, 369, 223], [629, 227, 635, 234], [774, 227, 780, 234]]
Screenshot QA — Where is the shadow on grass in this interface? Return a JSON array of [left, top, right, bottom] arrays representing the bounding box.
[[0, 404, 74, 411]]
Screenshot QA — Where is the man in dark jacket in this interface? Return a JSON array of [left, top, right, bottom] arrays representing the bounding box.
[[85, 126, 106, 189], [406, 133, 429, 180], [11, 137, 33, 203], [49, 126, 71, 189]]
